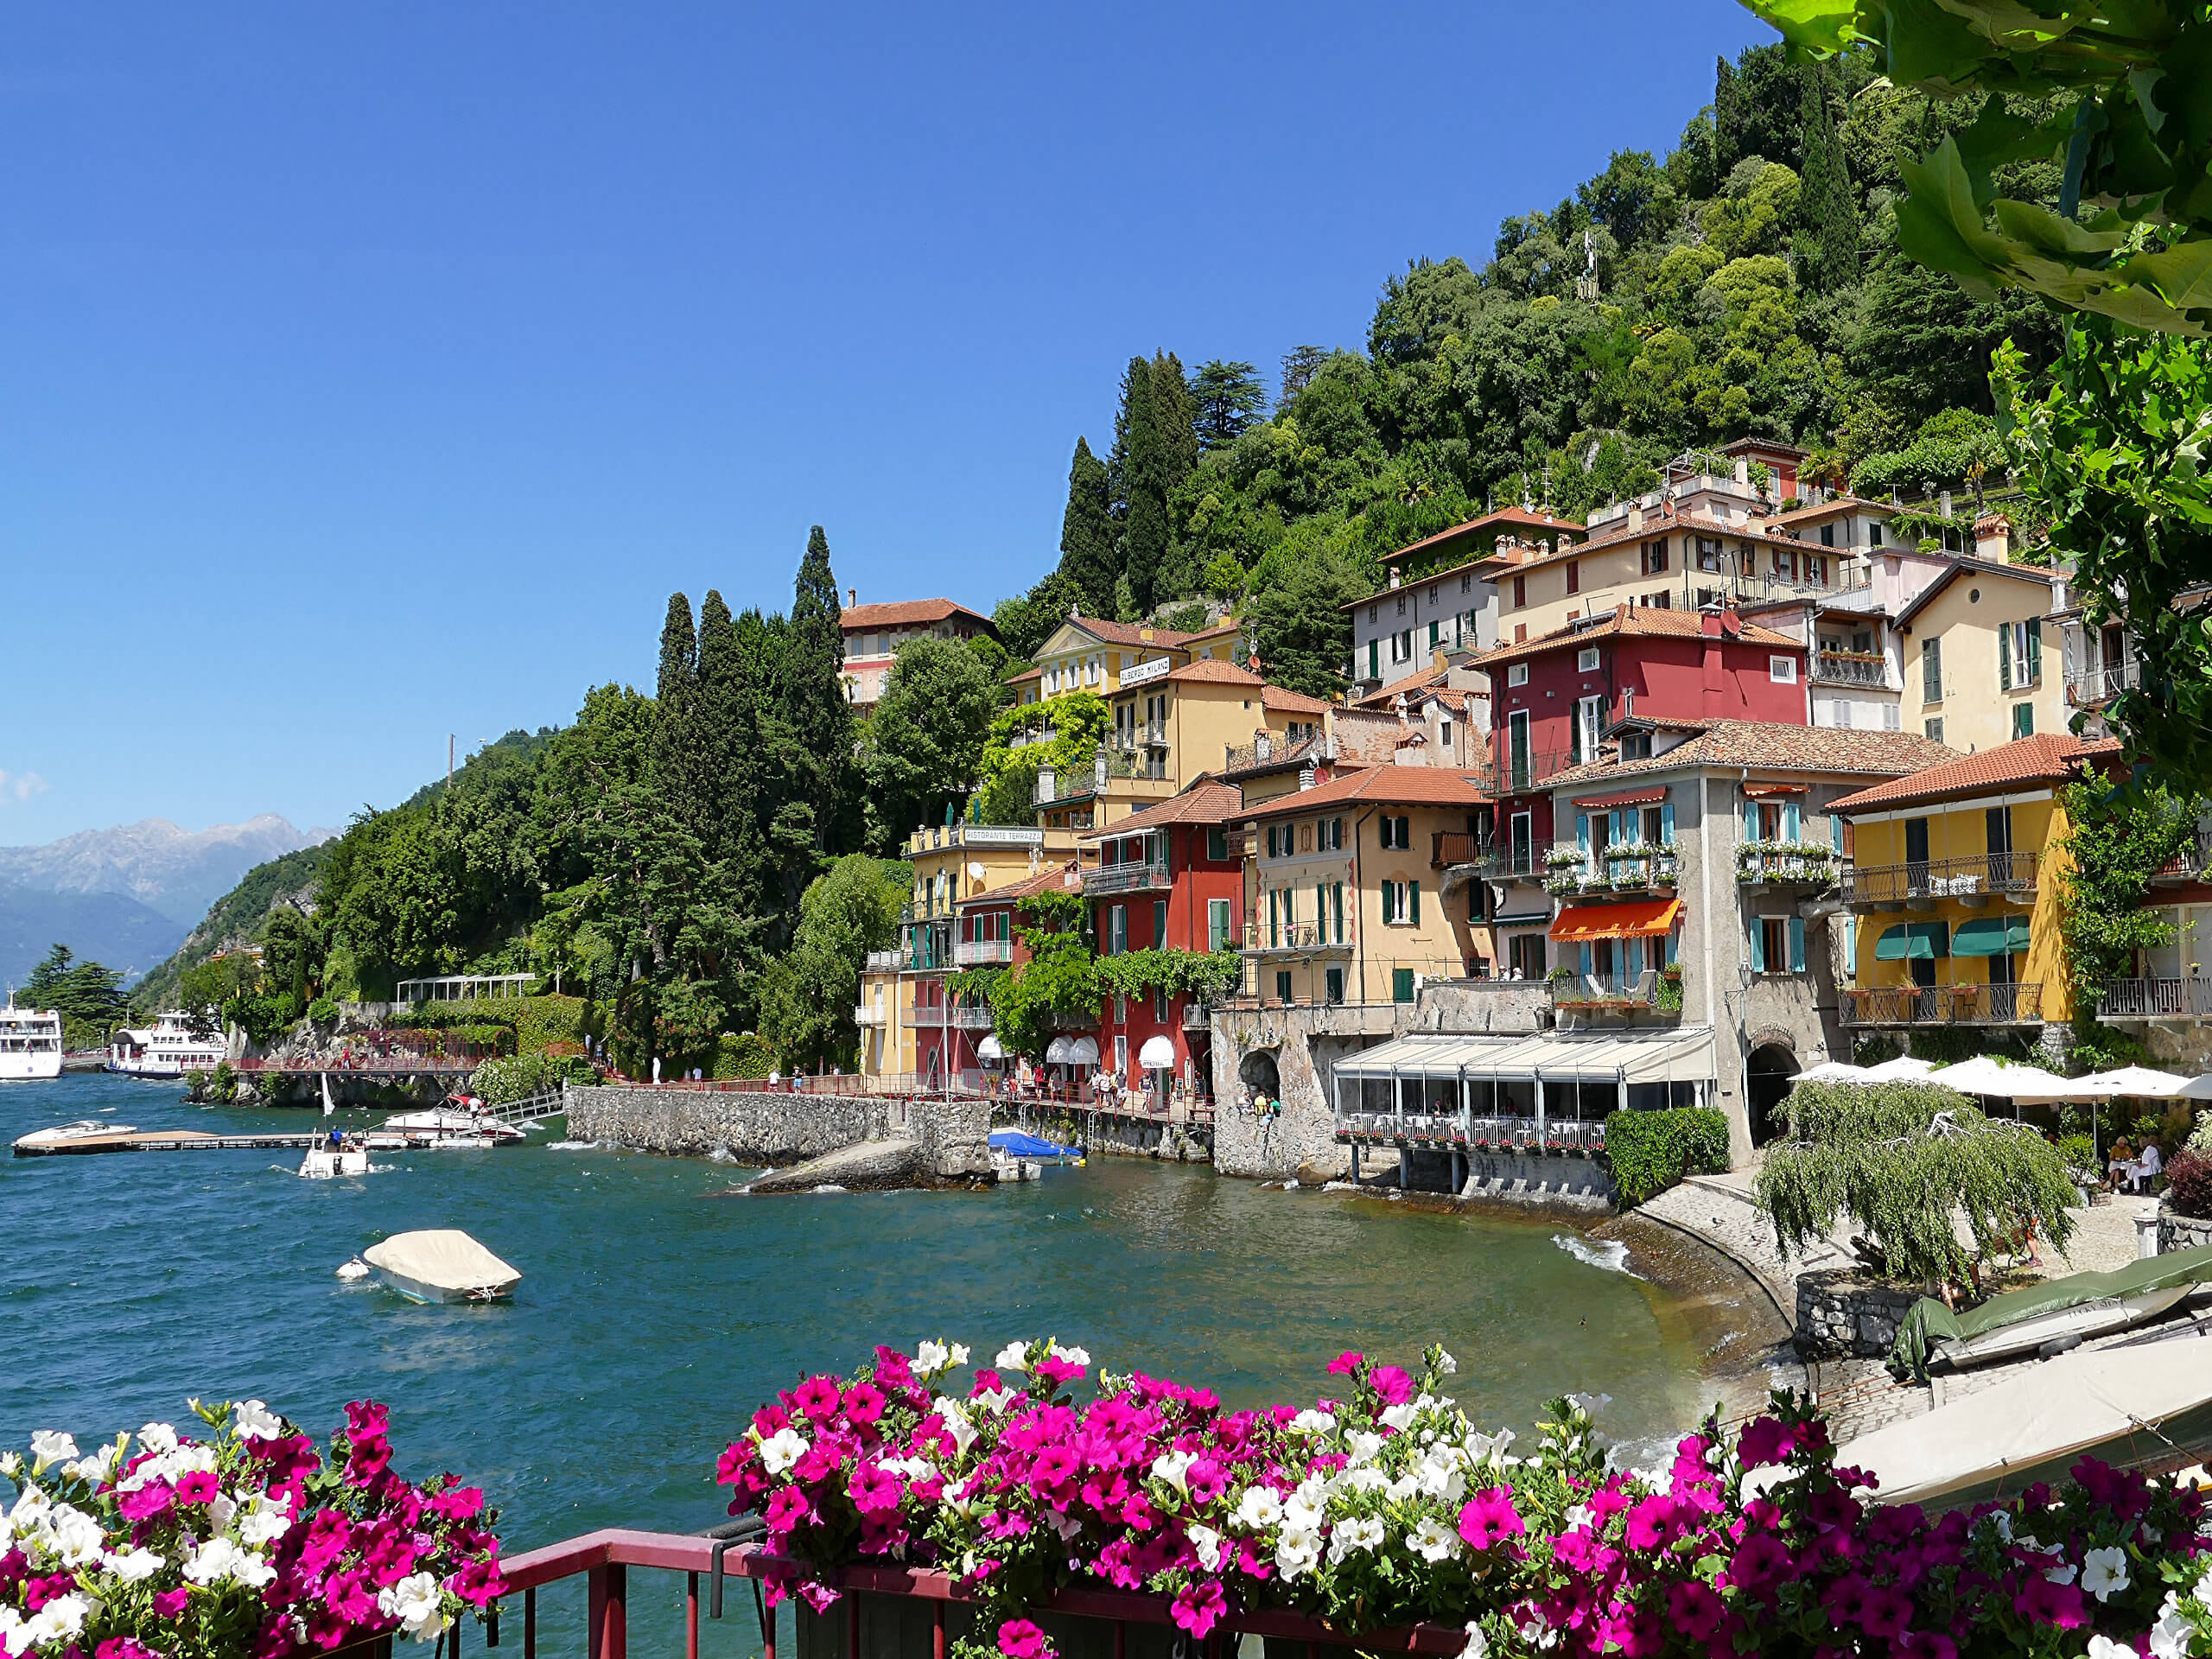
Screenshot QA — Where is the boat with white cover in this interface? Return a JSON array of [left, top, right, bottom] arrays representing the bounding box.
[[106, 1012, 226, 1079], [13, 1119, 138, 1150], [378, 1106, 526, 1147], [1929, 1284, 2198, 1370], [0, 1001, 64, 1082], [362, 1230, 522, 1303]]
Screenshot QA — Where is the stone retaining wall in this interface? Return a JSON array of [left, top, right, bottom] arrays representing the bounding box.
[[567, 1086, 989, 1180], [2158, 1208, 2212, 1255], [1081, 1117, 1211, 1163], [1795, 1268, 1922, 1359]]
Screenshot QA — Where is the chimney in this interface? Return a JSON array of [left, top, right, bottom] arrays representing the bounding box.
[[1974, 512, 2013, 563], [847, 587, 857, 607], [1628, 504, 1643, 534], [1388, 564, 1402, 590], [1940, 489, 1954, 519], [1734, 457, 1750, 486], [1700, 608, 1725, 638]]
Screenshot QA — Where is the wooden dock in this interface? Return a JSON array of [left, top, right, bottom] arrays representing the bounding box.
[[18, 1128, 432, 1158]]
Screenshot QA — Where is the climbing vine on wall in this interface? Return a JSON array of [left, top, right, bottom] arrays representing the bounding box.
[[2055, 780, 2199, 1019]]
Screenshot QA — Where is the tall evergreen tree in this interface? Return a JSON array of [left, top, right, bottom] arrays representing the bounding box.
[[772, 526, 856, 906], [1105, 354, 1146, 519], [695, 588, 772, 1013], [1794, 64, 1859, 293], [1190, 361, 1268, 449], [651, 594, 699, 830], [1153, 351, 1198, 482], [1278, 346, 1330, 408], [1055, 437, 1118, 614], [1116, 353, 1197, 615]]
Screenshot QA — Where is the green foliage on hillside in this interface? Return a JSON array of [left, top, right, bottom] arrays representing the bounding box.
[[134, 840, 332, 1012], [20, 944, 130, 1049]]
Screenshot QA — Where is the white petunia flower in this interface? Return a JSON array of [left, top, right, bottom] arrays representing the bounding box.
[[0, 1452, 20, 1480], [43, 1505, 105, 1568], [61, 1440, 124, 1485], [105, 1546, 164, 1583], [207, 1491, 238, 1537], [238, 1492, 292, 1548], [2149, 1591, 2191, 1659], [378, 1571, 446, 1642], [1187, 1524, 1226, 1572], [2086, 1637, 2137, 1659], [949, 1344, 970, 1366], [1150, 1451, 1194, 1497], [1327, 1516, 1384, 1563], [1984, 1510, 2013, 1544], [183, 1537, 270, 1586], [1380, 1403, 1417, 1433], [1287, 1409, 1335, 1436], [933, 1397, 980, 1457], [1461, 1622, 1486, 1659], [915, 1341, 950, 1376], [1046, 1339, 1090, 1367], [1274, 1528, 1320, 1581], [28, 1433, 77, 1474], [232, 1401, 282, 1442], [1409, 1517, 1460, 1562], [137, 1423, 178, 1457], [1435, 1348, 1459, 1377], [995, 1343, 1030, 1373], [974, 1387, 1017, 1414], [1233, 1486, 1282, 1530], [757, 1428, 810, 1477], [1346, 1431, 1382, 1465], [2082, 1546, 2132, 1603], [2044, 1562, 2078, 1586], [25, 1593, 89, 1649]]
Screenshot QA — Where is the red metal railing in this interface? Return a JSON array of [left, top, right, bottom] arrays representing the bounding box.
[[495, 1531, 1468, 1659]]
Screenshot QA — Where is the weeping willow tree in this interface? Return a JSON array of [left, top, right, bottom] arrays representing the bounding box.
[[1756, 1082, 2080, 1287]]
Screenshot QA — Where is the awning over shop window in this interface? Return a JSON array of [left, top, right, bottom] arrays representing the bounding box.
[[977, 1035, 1005, 1061], [1139, 1035, 1175, 1069], [1549, 898, 1682, 944], [1745, 783, 1807, 797], [1572, 787, 1667, 810], [1065, 1036, 1099, 1065], [1952, 915, 2031, 957], [1875, 921, 1950, 961], [1332, 1027, 1718, 1085]]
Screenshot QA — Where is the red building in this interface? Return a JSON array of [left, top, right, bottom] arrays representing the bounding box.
[[916, 861, 1083, 1087], [1077, 780, 1247, 1106], [1473, 605, 1808, 976]]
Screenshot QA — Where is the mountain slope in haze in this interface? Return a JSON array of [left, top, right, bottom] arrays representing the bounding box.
[[0, 815, 332, 926], [0, 887, 188, 990], [129, 842, 334, 1014]]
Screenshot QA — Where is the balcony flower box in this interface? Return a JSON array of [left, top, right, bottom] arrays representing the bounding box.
[[1543, 846, 1585, 869], [0, 1400, 504, 1659]]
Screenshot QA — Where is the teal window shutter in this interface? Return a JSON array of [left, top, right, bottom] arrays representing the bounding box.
[[1577, 814, 1590, 854], [1665, 929, 1678, 968], [1661, 801, 1675, 845], [1999, 625, 2012, 690], [1789, 916, 1807, 973], [1410, 880, 1421, 925], [1744, 799, 1759, 842], [1315, 883, 1325, 931], [1610, 810, 1624, 845], [1783, 801, 1801, 841], [2026, 618, 2042, 683], [1626, 937, 1645, 976], [1580, 942, 1593, 976], [1841, 917, 1856, 973], [1749, 916, 1766, 974], [1831, 814, 1844, 853]]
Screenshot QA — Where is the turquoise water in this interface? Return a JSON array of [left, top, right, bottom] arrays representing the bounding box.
[[3, 1074, 1719, 1645]]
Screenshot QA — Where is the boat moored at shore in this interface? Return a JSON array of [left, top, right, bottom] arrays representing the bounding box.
[[107, 1012, 226, 1079], [0, 1000, 65, 1082]]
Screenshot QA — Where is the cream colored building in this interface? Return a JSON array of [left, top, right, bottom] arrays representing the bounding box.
[[1007, 615, 1201, 707], [1893, 555, 2066, 753]]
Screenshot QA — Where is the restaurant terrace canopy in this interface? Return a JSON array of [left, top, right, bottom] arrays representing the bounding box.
[[1332, 1027, 1719, 1124]]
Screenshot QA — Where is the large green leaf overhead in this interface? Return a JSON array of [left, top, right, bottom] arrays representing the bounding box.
[[1739, 0, 2212, 335]]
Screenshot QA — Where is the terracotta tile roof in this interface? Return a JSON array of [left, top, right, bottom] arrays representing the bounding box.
[[1006, 664, 1045, 683], [1719, 436, 1810, 461], [1543, 721, 1958, 791], [1764, 494, 1893, 527], [1182, 618, 1242, 643], [841, 598, 995, 633], [1059, 615, 1199, 650], [956, 859, 1080, 908], [1242, 764, 1491, 820], [1891, 557, 2061, 631], [1165, 658, 1264, 688], [1076, 779, 1243, 841], [1470, 605, 1801, 666], [1261, 683, 1332, 715], [1352, 664, 1451, 709], [1827, 734, 2126, 813], [1338, 514, 1586, 615], [1479, 506, 1840, 576]]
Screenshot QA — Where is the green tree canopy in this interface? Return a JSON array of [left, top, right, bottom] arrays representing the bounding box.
[[861, 635, 1001, 849], [758, 854, 908, 1073]]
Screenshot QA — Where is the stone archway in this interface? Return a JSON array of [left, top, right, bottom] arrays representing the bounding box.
[[1746, 1038, 1801, 1149], [1239, 1048, 1281, 1097]]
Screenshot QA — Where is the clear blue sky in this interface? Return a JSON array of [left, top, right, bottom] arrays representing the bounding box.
[[0, 1, 1773, 847]]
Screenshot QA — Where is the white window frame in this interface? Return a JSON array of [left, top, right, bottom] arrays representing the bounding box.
[[1507, 663, 1529, 687], [1576, 646, 1600, 672], [1770, 655, 1799, 683]]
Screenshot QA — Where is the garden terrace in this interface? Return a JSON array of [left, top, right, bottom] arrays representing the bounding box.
[[1840, 851, 2040, 908], [1842, 982, 2044, 1026], [1548, 969, 1683, 1029]]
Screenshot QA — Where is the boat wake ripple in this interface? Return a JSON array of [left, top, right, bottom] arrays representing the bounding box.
[[1553, 1234, 1640, 1278], [545, 1140, 600, 1151]]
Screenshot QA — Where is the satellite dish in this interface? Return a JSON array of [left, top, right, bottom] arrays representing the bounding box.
[[968, 862, 986, 880]]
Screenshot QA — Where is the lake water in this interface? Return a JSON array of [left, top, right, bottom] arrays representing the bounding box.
[[3, 1074, 1757, 1650]]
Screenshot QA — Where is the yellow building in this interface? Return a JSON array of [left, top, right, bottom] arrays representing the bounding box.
[[1007, 614, 1201, 707], [1893, 555, 2065, 753], [1241, 766, 1494, 1007], [855, 821, 1077, 1082], [1828, 734, 2124, 1043]]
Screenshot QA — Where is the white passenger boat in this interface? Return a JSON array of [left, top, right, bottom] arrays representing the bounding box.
[[298, 1136, 372, 1179], [0, 1000, 65, 1082], [362, 1230, 521, 1303], [107, 1013, 226, 1079], [378, 1105, 527, 1147]]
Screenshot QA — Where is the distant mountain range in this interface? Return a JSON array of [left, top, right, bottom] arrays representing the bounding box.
[[0, 815, 333, 987]]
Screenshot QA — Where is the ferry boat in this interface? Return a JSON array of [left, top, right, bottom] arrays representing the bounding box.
[[0, 1001, 64, 1082], [107, 1013, 226, 1079]]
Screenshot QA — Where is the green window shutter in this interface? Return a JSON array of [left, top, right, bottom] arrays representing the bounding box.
[[1664, 929, 1679, 968], [2013, 701, 2034, 739], [1749, 915, 1766, 974], [1570, 712, 1583, 765], [1392, 968, 1414, 1003], [1315, 883, 1325, 932], [1661, 802, 1675, 845], [1410, 880, 1421, 925], [1923, 638, 1942, 702], [1368, 639, 1379, 680], [1332, 883, 1344, 943], [1789, 916, 1807, 973], [2026, 618, 2043, 683], [1999, 624, 2012, 691], [1381, 883, 1394, 925]]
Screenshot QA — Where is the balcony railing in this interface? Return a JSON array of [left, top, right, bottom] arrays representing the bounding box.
[[1495, 747, 1579, 795], [952, 938, 1012, 967], [1224, 733, 1332, 773], [864, 949, 903, 974], [2154, 828, 2212, 882], [1843, 851, 2040, 906], [854, 1004, 887, 1027], [1811, 652, 1888, 687], [2067, 658, 2139, 706], [1541, 843, 1681, 895], [1843, 982, 2044, 1026], [1082, 861, 1172, 895], [1333, 1111, 1608, 1155], [1737, 844, 1838, 887], [1432, 831, 1491, 868], [950, 1004, 995, 1030], [2098, 977, 2212, 1020], [908, 1003, 950, 1027], [1242, 918, 1347, 953], [1181, 1001, 1215, 1030]]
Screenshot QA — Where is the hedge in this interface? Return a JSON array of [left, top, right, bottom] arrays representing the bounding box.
[[389, 995, 587, 1054], [712, 1032, 774, 1080], [467, 1051, 598, 1103], [1603, 1105, 1731, 1205]]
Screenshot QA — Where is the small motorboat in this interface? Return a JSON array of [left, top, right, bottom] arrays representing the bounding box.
[[378, 1103, 526, 1148], [298, 1135, 372, 1179], [12, 1119, 137, 1153], [1929, 1285, 2196, 1370], [361, 1230, 521, 1304]]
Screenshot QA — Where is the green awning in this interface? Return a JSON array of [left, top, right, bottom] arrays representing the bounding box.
[[1953, 915, 2031, 957], [1875, 921, 1950, 961]]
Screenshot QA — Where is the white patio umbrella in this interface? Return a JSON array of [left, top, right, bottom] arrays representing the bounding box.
[[2071, 1066, 2212, 1100], [1859, 1055, 1943, 1083], [1925, 1055, 2087, 1099], [1793, 1060, 1872, 1084]]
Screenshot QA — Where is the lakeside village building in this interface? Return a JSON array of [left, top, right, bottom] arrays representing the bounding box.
[[855, 438, 2202, 1191]]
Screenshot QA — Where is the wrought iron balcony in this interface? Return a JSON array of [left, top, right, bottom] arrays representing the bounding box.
[[1737, 844, 1837, 887], [953, 938, 1012, 967], [1811, 652, 1888, 687], [1224, 733, 1332, 773], [2098, 977, 2212, 1020], [950, 1004, 995, 1030], [1083, 861, 1173, 895], [1842, 851, 2039, 906], [853, 1003, 888, 1027], [2066, 658, 2139, 707], [864, 949, 904, 974], [1843, 982, 2044, 1026], [1242, 918, 1348, 954]]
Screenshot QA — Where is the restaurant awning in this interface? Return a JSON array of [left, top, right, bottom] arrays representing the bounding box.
[[1572, 787, 1667, 810], [1952, 915, 2031, 957], [1875, 921, 1949, 960], [1549, 898, 1681, 943], [1332, 1027, 1718, 1086], [1065, 1036, 1099, 1066], [1139, 1035, 1175, 1069], [977, 1034, 1005, 1061]]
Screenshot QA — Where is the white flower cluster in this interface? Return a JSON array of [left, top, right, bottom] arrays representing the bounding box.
[[912, 1340, 970, 1380]]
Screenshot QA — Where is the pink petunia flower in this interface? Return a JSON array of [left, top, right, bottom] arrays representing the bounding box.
[[997, 1619, 1048, 1659], [1370, 1366, 1414, 1406], [1325, 1351, 1365, 1376], [1173, 1580, 1227, 1638], [1458, 1487, 1525, 1553]]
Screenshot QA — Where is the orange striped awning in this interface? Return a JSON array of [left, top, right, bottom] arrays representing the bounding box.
[[1548, 899, 1682, 943]]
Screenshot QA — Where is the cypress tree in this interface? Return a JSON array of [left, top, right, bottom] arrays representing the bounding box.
[[1056, 438, 1117, 616], [651, 593, 698, 819], [1118, 352, 1197, 615], [777, 526, 856, 864], [695, 588, 772, 1005], [656, 593, 696, 707], [1105, 354, 1146, 522], [1795, 64, 1859, 292], [1153, 352, 1198, 486]]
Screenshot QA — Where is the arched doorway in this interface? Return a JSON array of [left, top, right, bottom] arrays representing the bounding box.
[[1747, 1042, 1800, 1148], [1239, 1049, 1281, 1099]]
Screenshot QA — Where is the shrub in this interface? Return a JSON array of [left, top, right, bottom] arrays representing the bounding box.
[[467, 1050, 594, 1103], [2168, 1148, 2212, 1219], [1603, 1105, 1730, 1204], [207, 1060, 238, 1103], [2056, 1132, 2096, 1179], [712, 1032, 775, 1080], [307, 995, 340, 1025], [389, 995, 587, 1054], [2190, 1109, 2212, 1155]]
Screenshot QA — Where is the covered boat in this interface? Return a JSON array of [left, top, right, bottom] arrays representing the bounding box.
[[361, 1230, 522, 1303], [1840, 1333, 2212, 1509], [1892, 1243, 2212, 1377]]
